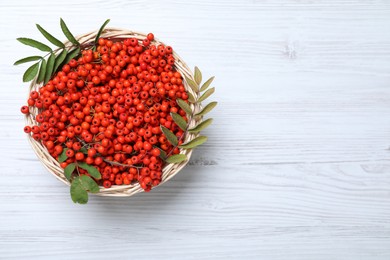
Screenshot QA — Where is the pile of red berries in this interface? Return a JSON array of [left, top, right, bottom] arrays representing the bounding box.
[[21, 33, 189, 191]]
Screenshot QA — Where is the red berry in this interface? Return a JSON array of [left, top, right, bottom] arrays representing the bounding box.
[[21, 106, 29, 114]]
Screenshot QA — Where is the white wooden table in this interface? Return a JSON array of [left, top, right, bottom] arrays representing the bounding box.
[[1, 1, 390, 259]]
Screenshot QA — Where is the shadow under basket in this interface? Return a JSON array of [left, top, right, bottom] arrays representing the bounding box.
[[25, 28, 202, 197]]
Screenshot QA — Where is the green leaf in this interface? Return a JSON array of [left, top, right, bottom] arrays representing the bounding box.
[[184, 75, 198, 93], [188, 118, 213, 133], [188, 92, 196, 103], [179, 136, 208, 149], [165, 154, 187, 164], [177, 98, 192, 115], [79, 147, 88, 154], [79, 175, 100, 193], [200, 76, 214, 92], [22, 62, 39, 82], [44, 52, 55, 84], [60, 18, 79, 45], [37, 59, 47, 83], [159, 149, 167, 160], [70, 177, 88, 204], [63, 47, 80, 65], [94, 19, 110, 49], [196, 101, 217, 116], [160, 126, 178, 146], [36, 24, 65, 48], [53, 49, 68, 72], [198, 87, 215, 102], [78, 162, 101, 179], [64, 163, 76, 181], [58, 148, 68, 163], [14, 56, 42, 66], [17, 37, 52, 52], [194, 66, 202, 85], [171, 112, 187, 131]]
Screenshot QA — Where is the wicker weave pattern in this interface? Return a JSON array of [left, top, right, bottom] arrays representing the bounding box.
[[26, 28, 200, 197]]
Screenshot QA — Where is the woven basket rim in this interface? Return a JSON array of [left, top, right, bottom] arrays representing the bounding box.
[[25, 28, 201, 197]]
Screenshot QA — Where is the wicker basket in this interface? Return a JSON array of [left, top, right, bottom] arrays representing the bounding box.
[[25, 28, 201, 197]]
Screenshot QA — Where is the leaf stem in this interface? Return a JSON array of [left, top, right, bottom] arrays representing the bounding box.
[[103, 159, 143, 169]]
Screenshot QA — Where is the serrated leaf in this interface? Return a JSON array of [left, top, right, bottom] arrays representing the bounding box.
[[53, 49, 67, 72], [177, 98, 192, 115], [70, 177, 88, 204], [188, 92, 196, 103], [36, 24, 65, 48], [94, 19, 110, 49], [17, 37, 52, 52], [37, 59, 46, 83], [198, 87, 215, 102], [200, 76, 214, 92], [196, 102, 217, 116], [14, 56, 42, 66], [44, 52, 55, 84], [22, 62, 39, 82], [79, 147, 88, 154], [194, 66, 202, 85], [64, 163, 76, 181], [184, 75, 198, 93], [78, 162, 101, 179], [171, 112, 187, 131], [58, 148, 68, 163], [60, 18, 79, 45], [63, 47, 80, 65], [165, 154, 187, 163], [160, 126, 178, 146], [188, 118, 213, 133], [179, 136, 208, 149], [79, 175, 100, 193]]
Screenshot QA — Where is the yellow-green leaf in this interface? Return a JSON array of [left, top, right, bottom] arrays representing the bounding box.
[[64, 163, 76, 181], [160, 126, 178, 146], [14, 56, 42, 66], [200, 76, 214, 92], [188, 92, 196, 103], [165, 154, 187, 163], [194, 66, 202, 85], [188, 118, 213, 133], [37, 59, 46, 83], [22, 62, 39, 82], [44, 52, 55, 84], [60, 18, 79, 45], [198, 87, 215, 102], [17, 37, 52, 52], [184, 75, 198, 93], [36, 24, 65, 48], [177, 98, 192, 115], [196, 101, 217, 116], [171, 112, 187, 131], [179, 136, 208, 149]]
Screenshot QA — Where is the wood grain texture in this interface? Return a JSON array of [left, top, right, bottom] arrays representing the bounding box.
[[0, 0, 390, 259]]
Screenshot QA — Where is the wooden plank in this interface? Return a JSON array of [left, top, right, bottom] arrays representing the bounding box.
[[0, 0, 390, 259]]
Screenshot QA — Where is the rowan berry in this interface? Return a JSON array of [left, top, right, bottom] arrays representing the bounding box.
[[75, 152, 85, 161], [66, 149, 75, 157], [20, 106, 29, 114]]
